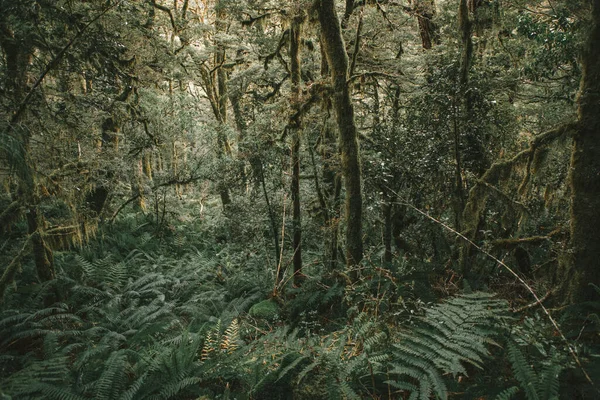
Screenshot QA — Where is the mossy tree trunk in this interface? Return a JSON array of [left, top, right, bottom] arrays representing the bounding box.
[[414, 0, 439, 50], [567, 0, 600, 303], [0, 25, 56, 283], [290, 13, 304, 286], [455, 0, 471, 236], [319, 44, 342, 271], [318, 0, 364, 273], [196, 1, 232, 209], [215, 3, 232, 208]]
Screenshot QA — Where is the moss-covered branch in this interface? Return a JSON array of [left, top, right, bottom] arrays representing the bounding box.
[[459, 123, 576, 274]]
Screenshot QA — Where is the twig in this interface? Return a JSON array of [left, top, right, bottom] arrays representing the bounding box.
[[514, 289, 554, 313]]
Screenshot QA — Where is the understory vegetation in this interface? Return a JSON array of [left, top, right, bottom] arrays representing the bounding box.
[[1, 0, 600, 398], [1, 211, 597, 399]]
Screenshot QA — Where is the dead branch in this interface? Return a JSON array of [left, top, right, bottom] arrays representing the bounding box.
[[513, 289, 554, 313], [263, 29, 290, 71]]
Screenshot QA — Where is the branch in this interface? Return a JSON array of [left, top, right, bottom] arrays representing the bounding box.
[[10, 1, 121, 125], [479, 181, 531, 214], [491, 228, 562, 249], [477, 122, 577, 186], [513, 289, 554, 313], [109, 175, 206, 222], [263, 29, 289, 71], [249, 74, 290, 102], [374, 0, 396, 31], [349, 9, 363, 77], [151, 0, 177, 32], [347, 71, 402, 85], [241, 12, 272, 27]]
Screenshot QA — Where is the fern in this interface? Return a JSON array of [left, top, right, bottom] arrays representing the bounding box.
[[501, 341, 563, 400], [386, 292, 509, 400]]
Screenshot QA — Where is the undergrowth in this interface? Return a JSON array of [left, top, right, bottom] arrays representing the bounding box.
[[0, 215, 597, 399]]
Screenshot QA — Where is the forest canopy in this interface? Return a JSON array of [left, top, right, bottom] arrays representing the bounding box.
[[0, 0, 599, 399]]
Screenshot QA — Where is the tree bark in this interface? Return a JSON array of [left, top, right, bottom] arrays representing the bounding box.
[[290, 14, 304, 286], [318, 0, 364, 273], [383, 196, 393, 264], [414, 0, 439, 49], [568, 0, 600, 303], [215, 1, 232, 208], [0, 25, 55, 284]]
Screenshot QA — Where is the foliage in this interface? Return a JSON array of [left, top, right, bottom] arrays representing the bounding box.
[[1, 0, 599, 399], [386, 292, 509, 400]]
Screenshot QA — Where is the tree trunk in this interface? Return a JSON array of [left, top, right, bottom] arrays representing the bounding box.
[[458, 0, 473, 88], [27, 209, 55, 282], [290, 14, 304, 286], [215, 1, 232, 208], [319, 44, 341, 271], [259, 160, 281, 273], [567, 0, 600, 303], [414, 0, 439, 50], [382, 196, 393, 264], [0, 27, 56, 283], [318, 0, 364, 272]]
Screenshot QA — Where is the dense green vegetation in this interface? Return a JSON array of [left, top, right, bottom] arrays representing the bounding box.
[[1, 0, 599, 398]]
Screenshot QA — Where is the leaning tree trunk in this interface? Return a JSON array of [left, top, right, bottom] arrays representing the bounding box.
[[318, 0, 364, 272], [567, 0, 600, 303]]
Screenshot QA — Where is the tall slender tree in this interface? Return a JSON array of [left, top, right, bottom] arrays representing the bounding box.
[[290, 12, 305, 285], [318, 0, 364, 272]]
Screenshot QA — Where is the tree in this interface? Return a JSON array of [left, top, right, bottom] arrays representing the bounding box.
[[318, 0, 363, 272], [567, 0, 600, 303], [289, 11, 305, 286]]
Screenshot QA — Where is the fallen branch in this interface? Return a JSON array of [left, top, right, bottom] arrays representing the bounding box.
[[110, 174, 206, 222], [491, 234, 556, 249], [513, 289, 554, 313]]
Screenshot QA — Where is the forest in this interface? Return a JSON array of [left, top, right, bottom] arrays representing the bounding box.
[[0, 0, 599, 398]]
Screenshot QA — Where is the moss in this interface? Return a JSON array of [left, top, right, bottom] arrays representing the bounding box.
[[249, 299, 280, 320]]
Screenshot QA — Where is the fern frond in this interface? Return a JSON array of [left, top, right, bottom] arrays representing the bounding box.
[[495, 386, 519, 400], [387, 292, 508, 400], [94, 350, 128, 400], [157, 377, 202, 399], [538, 363, 561, 400], [222, 319, 240, 354], [507, 342, 540, 400]]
